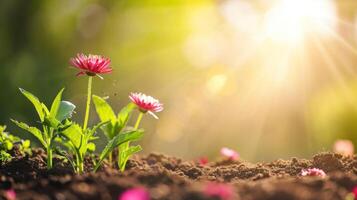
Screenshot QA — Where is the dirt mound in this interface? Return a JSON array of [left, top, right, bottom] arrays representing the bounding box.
[[0, 150, 357, 200]]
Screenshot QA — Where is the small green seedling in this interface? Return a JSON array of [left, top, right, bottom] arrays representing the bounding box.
[[55, 121, 109, 174], [93, 128, 144, 172], [0, 125, 31, 162], [92, 95, 144, 171], [12, 88, 75, 169]]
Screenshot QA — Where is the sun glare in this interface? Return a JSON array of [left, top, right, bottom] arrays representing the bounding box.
[[206, 74, 227, 96], [264, 0, 337, 44]]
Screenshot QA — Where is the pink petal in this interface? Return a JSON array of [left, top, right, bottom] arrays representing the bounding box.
[[204, 183, 234, 200], [353, 186, 357, 197], [118, 188, 150, 200], [300, 168, 326, 177], [220, 147, 239, 160], [5, 189, 16, 200], [333, 139, 354, 156], [198, 157, 209, 165], [69, 53, 112, 77], [129, 92, 163, 117]]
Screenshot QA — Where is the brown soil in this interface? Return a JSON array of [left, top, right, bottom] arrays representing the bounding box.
[[0, 148, 357, 200]]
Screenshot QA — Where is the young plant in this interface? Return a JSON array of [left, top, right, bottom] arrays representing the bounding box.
[[70, 53, 140, 172], [93, 92, 163, 171], [120, 92, 163, 170], [0, 125, 31, 162], [59, 53, 114, 173], [69, 53, 112, 131], [92, 95, 144, 171], [56, 121, 107, 173], [92, 95, 137, 164], [11, 88, 75, 169]]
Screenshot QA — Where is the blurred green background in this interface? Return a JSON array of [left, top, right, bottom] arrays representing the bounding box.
[[1, 0, 357, 161]]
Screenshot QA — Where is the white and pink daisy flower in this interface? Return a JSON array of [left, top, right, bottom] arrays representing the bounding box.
[[220, 147, 239, 160], [301, 168, 326, 178], [129, 92, 163, 119], [333, 139, 354, 156]]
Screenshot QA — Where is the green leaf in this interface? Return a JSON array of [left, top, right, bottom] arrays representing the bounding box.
[[93, 129, 144, 172], [43, 116, 61, 128], [119, 145, 142, 171], [0, 151, 12, 162], [57, 119, 73, 132], [111, 103, 136, 137], [41, 103, 50, 116], [87, 142, 96, 152], [123, 145, 142, 157], [22, 140, 31, 148], [92, 95, 117, 139], [50, 88, 65, 118], [61, 123, 83, 149], [90, 135, 100, 140], [79, 121, 109, 155], [92, 95, 116, 123], [87, 121, 110, 139], [53, 147, 76, 171], [11, 119, 46, 147], [19, 88, 47, 121], [7, 135, 15, 141], [4, 140, 13, 150], [54, 136, 73, 151], [56, 101, 76, 122], [117, 103, 136, 131], [0, 126, 6, 134]]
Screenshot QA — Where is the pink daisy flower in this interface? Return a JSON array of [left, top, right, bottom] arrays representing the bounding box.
[[5, 189, 16, 200], [129, 92, 163, 119], [333, 139, 354, 156], [220, 147, 239, 160], [70, 53, 112, 77], [301, 168, 326, 178], [198, 157, 209, 166], [118, 188, 150, 200], [204, 182, 234, 200], [352, 186, 357, 199]]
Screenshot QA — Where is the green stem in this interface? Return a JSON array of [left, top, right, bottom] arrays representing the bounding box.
[[75, 154, 80, 173], [109, 152, 113, 167], [134, 112, 144, 130], [118, 112, 144, 171], [46, 146, 53, 170], [76, 153, 84, 174], [83, 76, 93, 130], [46, 128, 53, 170], [120, 160, 126, 171], [78, 161, 84, 174], [118, 147, 122, 170]]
